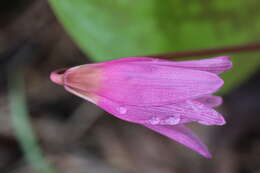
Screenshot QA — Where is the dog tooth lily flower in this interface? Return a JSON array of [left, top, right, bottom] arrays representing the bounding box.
[[50, 56, 232, 158]]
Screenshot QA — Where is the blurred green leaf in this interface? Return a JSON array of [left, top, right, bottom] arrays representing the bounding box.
[[7, 68, 57, 173], [48, 0, 260, 92]]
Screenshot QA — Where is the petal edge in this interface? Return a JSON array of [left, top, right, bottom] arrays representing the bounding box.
[[144, 124, 212, 158]]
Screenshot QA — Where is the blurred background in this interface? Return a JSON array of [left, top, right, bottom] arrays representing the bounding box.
[[1, 0, 260, 172]]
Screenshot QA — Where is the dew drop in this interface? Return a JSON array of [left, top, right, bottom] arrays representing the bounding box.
[[163, 116, 181, 125], [148, 116, 160, 125], [117, 107, 127, 114]]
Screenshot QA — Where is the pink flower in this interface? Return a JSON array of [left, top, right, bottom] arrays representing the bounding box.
[[50, 56, 232, 158]]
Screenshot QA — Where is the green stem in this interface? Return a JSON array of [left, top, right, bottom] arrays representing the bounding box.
[[7, 68, 57, 173]]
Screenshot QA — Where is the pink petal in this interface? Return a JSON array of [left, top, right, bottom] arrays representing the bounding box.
[[64, 86, 99, 104], [63, 86, 214, 158], [102, 56, 232, 74], [64, 64, 103, 93], [99, 97, 171, 124], [62, 80, 225, 126], [158, 56, 232, 74], [176, 100, 226, 126], [92, 62, 223, 106], [144, 124, 212, 158], [195, 95, 223, 107], [50, 68, 67, 86], [63, 87, 214, 158], [96, 96, 225, 126]]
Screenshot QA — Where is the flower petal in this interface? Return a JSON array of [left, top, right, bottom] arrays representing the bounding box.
[[94, 62, 223, 106], [195, 95, 222, 107], [63, 87, 211, 158], [156, 56, 232, 74], [64, 86, 99, 104], [177, 100, 226, 126], [97, 97, 181, 125], [103, 56, 232, 74], [96, 96, 225, 126], [144, 124, 212, 158]]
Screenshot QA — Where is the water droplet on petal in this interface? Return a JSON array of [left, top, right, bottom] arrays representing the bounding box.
[[163, 116, 181, 125], [148, 116, 160, 125], [117, 107, 127, 114]]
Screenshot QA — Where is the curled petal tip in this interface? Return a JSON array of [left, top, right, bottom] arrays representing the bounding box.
[[203, 152, 213, 159], [198, 116, 226, 126], [217, 115, 226, 126], [50, 68, 67, 86], [144, 124, 212, 158], [217, 56, 231, 60], [217, 56, 233, 70]]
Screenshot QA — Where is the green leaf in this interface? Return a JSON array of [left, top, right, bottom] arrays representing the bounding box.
[[48, 0, 260, 92]]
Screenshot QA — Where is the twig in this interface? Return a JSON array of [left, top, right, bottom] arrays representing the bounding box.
[[149, 43, 260, 59]]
